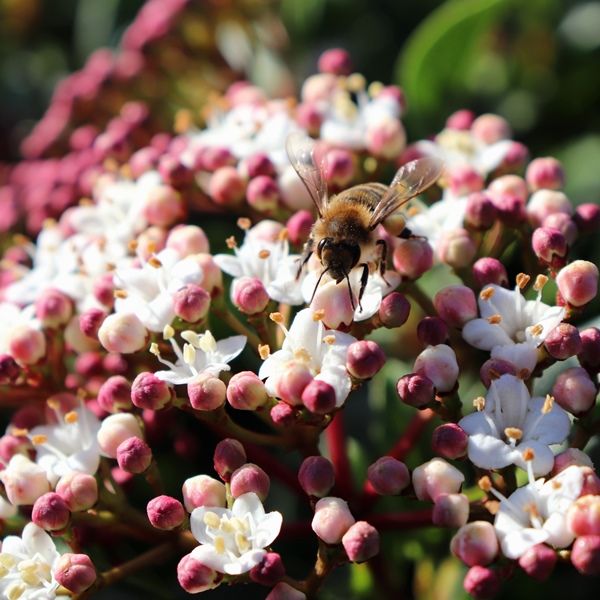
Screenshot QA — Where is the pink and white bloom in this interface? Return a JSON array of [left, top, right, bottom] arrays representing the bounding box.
[[459, 374, 571, 476], [259, 309, 356, 407], [494, 465, 584, 559], [462, 283, 565, 374], [189, 492, 282, 575]]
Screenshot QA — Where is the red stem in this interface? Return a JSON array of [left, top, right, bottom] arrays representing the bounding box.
[[325, 411, 354, 500], [368, 508, 433, 530], [245, 442, 304, 496]]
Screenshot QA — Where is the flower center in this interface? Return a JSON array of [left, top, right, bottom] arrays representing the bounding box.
[[203, 511, 254, 558]]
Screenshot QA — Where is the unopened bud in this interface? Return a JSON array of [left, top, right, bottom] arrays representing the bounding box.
[[286, 210, 313, 246], [166, 225, 209, 256], [97, 412, 143, 458], [413, 457, 465, 502], [414, 344, 459, 393], [182, 475, 226, 512], [342, 521, 380, 562], [556, 260, 599, 307], [471, 113, 511, 144], [552, 366, 597, 416], [432, 423, 468, 459], [463, 565, 501, 600], [472, 258, 509, 289], [465, 192, 497, 230], [378, 291, 410, 328], [567, 495, 600, 537], [0, 353, 20, 383], [323, 149, 355, 187], [367, 456, 410, 495], [173, 284, 210, 322], [177, 553, 220, 593], [451, 521, 499, 566], [318, 48, 353, 75], [231, 276, 270, 315], [116, 436, 152, 474], [396, 373, 435, 408], [571, 535, 600, 576], [311, 496, 356, 544], [147, 495, 185, 530], [417, 316, 448, 346], [247, 176, 280, 212], [249, 552, 286, 586], [346, 340, 385, 379], [433, 285, 477, 328], [131, 372, 172, 410], [479, 358, 516, 387], [302, 379, 337, 414], [32, 492, 70, 531], [55, 472, 98, 512], [526, 157, 564, 191], [213, 438, 246, 482], [543, 323, 582, 360], [97, 375, 132, 413], [298, 456, 335, 497], [35, 289, 72, 327], [432, 492, 469, 528], [208, 166, 246, 206], [226, 371, 269, 410], [392, 237, 433, 279], [8, 325, 46, 365], [532, 227, 567, 267], [143, 185, 184, 227], [270, 401, 296, 426], [98, 312, 147, 354], [53, 553, 96, 594], [230, 463, 270, 501], [578, 327, 600, 371], [188, 373, 226, 411], [574, 203, 600, 233]]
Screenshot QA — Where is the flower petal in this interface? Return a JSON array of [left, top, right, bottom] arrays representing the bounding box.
[[466, 433, 517, 470]]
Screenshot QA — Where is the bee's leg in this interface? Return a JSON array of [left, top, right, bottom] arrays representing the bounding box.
[[344, 273, 356, 312], [357, 263, 369, 312], [296, 238, 314, 279], [375, 239, 390, 285]]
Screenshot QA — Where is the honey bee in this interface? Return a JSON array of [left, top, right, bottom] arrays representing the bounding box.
[[286, 132, 443, 311]]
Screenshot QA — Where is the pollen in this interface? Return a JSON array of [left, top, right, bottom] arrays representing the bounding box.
[[480, 287, 495, 301], [258, 249, 271, 259], [269, 312, 284, 324], [46, 398, 61, 411], [203, 511, 220, 528], [199, 331, 217, 353], [79, 197, 93, 206], [181, 330, 200, 347], [323, 335, 336, 345], [174, 108, 193, 133], [522, 447, 536, 462], [516, 273, 531, 289], [478, 476, 492, 493], [473, 397, 486, 411], [213, 536, 226, 555], [114, 289, 128, 299], [128, 240, 139, 251], [31, 434, 48, 445], [183, 343, 196, 365], [235, 532, 251, 553], [551, 480, 563, 490], [312, 309, 325, 322], [149, 342, 161, 357], [148, 256, 163, 268], [294, 348, 312, 363], [146, 241, 157, 255], [346, 73, 366, 92], [368, 81, 383, 97], [10, 427, 29, 437], [163, 324, 175, 340], [534, 274, 549, 291], [64, 411, 78, 424], [542, 394, 554, 414], [278, 228, 289, 241], [258, 344, 271, 360], [529, 323, 543, 337], [487, 314, 502, 324], [237, 217, 252, 230], [226, 236, 237, 249], [364, 156, 377, 173], [504, 427, 523, 441]]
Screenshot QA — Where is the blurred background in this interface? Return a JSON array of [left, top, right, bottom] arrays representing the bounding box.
[[1, 0, 599, 598]]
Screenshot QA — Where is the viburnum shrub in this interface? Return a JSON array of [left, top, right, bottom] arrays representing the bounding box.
[[1, 14, 599, 600]]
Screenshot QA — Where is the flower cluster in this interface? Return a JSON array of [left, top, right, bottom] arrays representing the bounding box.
[[1, 35, 600, 600]]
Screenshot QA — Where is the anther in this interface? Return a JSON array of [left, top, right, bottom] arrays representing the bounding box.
[[226, 236, 237, 249], [534, 274, 548, 292], [487, 314, 502, 324], [542, 394, 554, 414], [114, 289, 128, 299], [504, 427, 523, 441], [163, 324, 175, 340], [258, 249, 270, 259], [31, 434, 48, 445], [148, 256, 163, 268], [323, 335, 336, 345], [269, 312, 284, 324], [480, 287, 495, 301], [258, 344, 270, 360], [473, 397, 486, 411], [65, 411, 78, 424], [149, 343, 161, 357], [478, 476, 492, 493], [312, 309, 325, 322], [516, 273, 531, 289], [237, 217, 251, 230]]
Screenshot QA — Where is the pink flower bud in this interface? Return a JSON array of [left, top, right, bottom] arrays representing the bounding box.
[[53, 553, 97, 594], [35, 289, 72, 327], [173, 284, 211, 323], [318, 48, 353, 75], [378, 291, 410, 328], [182, 474, 226, 512], [0, 353, 20, 383], [471, 113, 511, 144], [551, 448, 593, 476], [323, 149, 355, 187], [136, 227, 167, 262], [213, 438, 246, 482], [432, 492, 469, 528], [446, 109, 475, 130], [270, 401, 296, 426], [451, 521, 499, 566], [143, 185, 184, 227], [158, 155, 193, 187], [531, 227, 567, 267], [574, 203, 600, 233], [187, 373, 226, 411], [197, 146, 235, 171], [195, 253, 222, 293], [56, 472, 98, 511], [166, 225, 209, 256], [0, 454, 50, 505], [417, 317, 448, 346], [366, 118, 406, 159], [93, 272, 115, 307], [472, 258, 509, 289], [301, 73, 339, 102], [32, 492, 70, 531], [567, 495, 600, 536], [275, 363, 313, 406], [433, 285, 477, 328], [298, 456, 335, 497], [98, 313, 147, 354], [392, 237, 433, 279], [266, 582, 306, 600], [177, 553, 220, 593], [79, 308, 106, 339], [580, 466, 600, 495], [448, 165, 484, 196], [129, 147, 159, 177], [578, 327, 600, 371], [342, 521, 380, 562], [552, 366, 597, 415], [295, 102, 323, 136], [526, 157, 564, 191], [463, 565, 501, 599], [208, 166, 246, 206], [479, 358, 517, 387], [302, 379, 337, 414], [310, 281, 355, 329], [413, 458, 465, 502], [231, 276, 269, 315], [414, 344, 459, 393], [147, 495, 185, 530], [226, 371, 268, 410], [230, 463, 270, 500], [543, 322, 582, 359], [286, 210, 313, 246], [527, 189, 572, 228], [556, 260, 599, 307], [571, 535, 600, 576], [8, 325, 46, 365], [543, 212, 577, 246], [465, 192, 497, 229], [116, 436, 152, 474], [518, 543, 557, 581], [246, 176, 280, 212], [501, 141, 529, 171], [367, 456, 410, 495], [249, 552, 286, 586], [432, 423, 468, 459], [131, 372, 171, 410], [396, 373, 435, 408], [97, 376, 132, 413], [239, 153, 276, 179], [492, 193, 527, 226], [312, 497, 356, 544], [346, 340, 385, 379], [97, 412, 143, 458]]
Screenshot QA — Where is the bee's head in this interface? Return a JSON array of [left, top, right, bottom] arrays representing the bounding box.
[[317, 237, 360, 282]]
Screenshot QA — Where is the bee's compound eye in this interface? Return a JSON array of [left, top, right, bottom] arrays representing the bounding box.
[[317, 237, 331, 257]]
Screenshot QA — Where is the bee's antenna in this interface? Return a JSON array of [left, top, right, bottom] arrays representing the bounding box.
[[309, 267, 330, 305], [344, 271, 356, 312]]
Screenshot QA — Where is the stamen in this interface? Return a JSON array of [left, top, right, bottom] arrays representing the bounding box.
[[181, 330, 201, 347], [542, 395, 554, 414], [128, 240, 139, 252], [487, 368, 501, 381], [487, 314, 502, 324], [237, 217, 251, 230], [529, 323, 543, 337], [226, 236, 237, 249], [258, 344, 270, 360], [517, 368, 531, 380], [269, 312, 284, 324], [31, 434, 48, 445], [516, 273, 530, 289], [368, 81, 383, 97], [146, 241, 157, 255], [149, 343, 161, 357], [183, 343, 196, 365], [235, 532, 251, 553], [46, 398, 61, 411], [213, 536, 226, 554], [148, 256, 162, 269], [346, 73, 366, 92], [198, 331, 217, 353], [480, 287, 495, 301], [203, 512, 220, 528], [504, 427, 523, 441], [312, 309, 325, 322], [64, 411, 78, 425], [277, 228, 289, 241], [323, 335, 336, 345], [364, 156, 377, 174], [258, 249, 270, 259], [163, 324, 175, 340], [114, 289, 128, 299], [534, 274, 548, 292], [478, 476, 492, 493], [473, 397, 486, 411]]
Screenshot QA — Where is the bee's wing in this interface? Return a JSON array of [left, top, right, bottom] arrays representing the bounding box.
[[367, 156, 444, 229], [286, 132, 328, 216]]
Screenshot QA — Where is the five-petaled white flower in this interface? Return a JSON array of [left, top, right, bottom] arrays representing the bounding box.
[[462, 282, 565, 375], [152, 329, 246, 386], [259, 308, 356, 407], [189, 492, 282, 575], [0, 523, 66, 600], [493, 464, 584, 559], [459, 374, 571, 476]]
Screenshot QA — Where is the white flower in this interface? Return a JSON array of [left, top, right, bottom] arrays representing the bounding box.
[[152, 329, 246, 386], [0, 523, 67, 599], [29, 404, 102, 487], [259, 308, 356, 407], [189, 492, 282, 575], [0, 303, 42, 355], [493, 465, 584, 559], [113, 247, 204, 332], [214, 222, 305, 305], [459, 374, 571, 476], [462, 283, 565, 374], [415, 127, 513, 176]]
